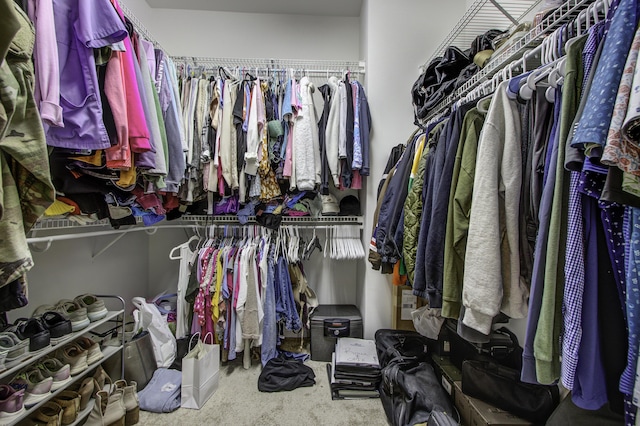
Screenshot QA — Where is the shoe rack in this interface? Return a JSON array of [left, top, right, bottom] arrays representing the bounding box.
[[2, 295, 125, 426]]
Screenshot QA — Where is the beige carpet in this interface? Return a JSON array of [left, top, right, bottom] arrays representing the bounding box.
[[139, 359, 388, 426]]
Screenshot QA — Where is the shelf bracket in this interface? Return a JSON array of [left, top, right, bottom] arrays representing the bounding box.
[[92, 232, 127, 259], [488, 0, 520, 26]]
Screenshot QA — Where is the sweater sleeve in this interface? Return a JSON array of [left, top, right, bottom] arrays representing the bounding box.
[[245, 83, 261, 176], [325, 79, 341, 186], [32, 0, 63, 127]]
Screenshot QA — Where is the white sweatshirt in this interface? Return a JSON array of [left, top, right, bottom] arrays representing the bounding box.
[[462, 81, 528, 335], [293, 77, 320, 190], [325, 76, 341, 186]]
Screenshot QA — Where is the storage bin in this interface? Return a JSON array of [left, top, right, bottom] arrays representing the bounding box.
[[310, 305, 363, 362]]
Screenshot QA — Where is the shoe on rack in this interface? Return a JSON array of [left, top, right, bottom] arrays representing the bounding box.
[[68, 377, 94, 411], [54, 301, 90, 332], [31, 304, 57, 318], [12, 318, 50, 355], [74, 337, 103, 365], [37, 358, 72, 391], [0, 349, 7, 372], [114, 380, 139, 426], [0, 332, 28, 368], [39, 312, 72, 346], [74, 295, 108, 322], [0, 384, 25, 424], [10, 368, 53, 407], [93, 366, 111, 391], [54, 344, 88, 376], [27, 400, 63, 426], [85, 390, 125, 426], [52, 390, 81, 425]]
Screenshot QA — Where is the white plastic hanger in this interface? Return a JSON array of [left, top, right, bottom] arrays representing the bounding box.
[[169, 235, 200, 260]]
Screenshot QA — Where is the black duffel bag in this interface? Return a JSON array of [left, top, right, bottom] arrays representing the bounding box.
[[446, 320, 523, 371], [374, 329, 431, 368], [380, 360, 456, 426], [462, 359, 559, 423]]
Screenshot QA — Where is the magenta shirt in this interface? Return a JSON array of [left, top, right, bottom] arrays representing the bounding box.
[[46, 0, 127, 150]]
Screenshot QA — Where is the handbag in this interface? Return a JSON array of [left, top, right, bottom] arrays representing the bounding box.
[[181, 333, 220, 409], [379, 361, 455, 426], [121, 332, 157, 390], [102, 329, 157, 391], [461, 359, 559, 423], [170, 334, 198, 371], [374, 329, 431, 368], [132, 297, 177, 369]]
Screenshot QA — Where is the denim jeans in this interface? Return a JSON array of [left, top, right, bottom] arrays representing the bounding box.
[[261, 248, 278, 366], [275, 256, 302, 332]]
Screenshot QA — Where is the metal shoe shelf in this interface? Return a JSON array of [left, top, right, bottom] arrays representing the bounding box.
[[1, 296, 125, 426]]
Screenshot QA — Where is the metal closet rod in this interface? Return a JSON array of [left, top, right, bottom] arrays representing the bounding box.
[[26, 223, 360, 244]]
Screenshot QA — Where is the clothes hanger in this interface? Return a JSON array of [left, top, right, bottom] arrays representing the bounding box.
[[244, 71, 257, 82]]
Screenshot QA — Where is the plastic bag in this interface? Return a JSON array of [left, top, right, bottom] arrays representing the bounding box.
[[410, 306, 445, 340], [132, 297, 177, 368]]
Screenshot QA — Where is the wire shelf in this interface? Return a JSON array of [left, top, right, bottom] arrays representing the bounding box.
[[119, 2, 170, 55], [422, 0, 596, 123], [30, 215, 363, 234], [423, 0, 543, 69], [179, 215, 363, 225], [172, 56, 365, 78]]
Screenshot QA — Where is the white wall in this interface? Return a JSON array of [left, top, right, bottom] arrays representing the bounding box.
[[15, 232, 150, 320], [359, 0, 466, 338], [120, 0, 360, 60]]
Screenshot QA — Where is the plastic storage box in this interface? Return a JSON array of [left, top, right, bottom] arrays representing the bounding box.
[[310, 304, 363, 362]]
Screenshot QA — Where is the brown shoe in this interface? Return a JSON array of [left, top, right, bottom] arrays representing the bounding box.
[[68, 377, 94, 411], [30, 401, 63, 426], [93, 365, 110, 390], [52, 390, 80, 425]]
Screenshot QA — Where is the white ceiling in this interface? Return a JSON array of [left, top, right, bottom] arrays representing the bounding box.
[[144, 0, 364, 17]]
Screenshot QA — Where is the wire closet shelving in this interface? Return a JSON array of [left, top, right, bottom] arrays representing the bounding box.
[[422, 0, 600, 122]]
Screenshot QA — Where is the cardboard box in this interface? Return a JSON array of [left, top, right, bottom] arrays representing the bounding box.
[[454, 381, 472, 425], [392, 285, 427, 331], [453, 382, 533, 426]]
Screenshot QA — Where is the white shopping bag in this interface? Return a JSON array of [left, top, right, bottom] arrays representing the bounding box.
[[132, 296, 177, 368], [181, 333, 220, 410]]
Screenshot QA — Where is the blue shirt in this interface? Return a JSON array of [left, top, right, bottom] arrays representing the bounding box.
[[571, 0, 640, 157]]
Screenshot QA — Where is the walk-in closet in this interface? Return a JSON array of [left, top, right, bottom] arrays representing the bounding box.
[[2, 0, 638, 424]]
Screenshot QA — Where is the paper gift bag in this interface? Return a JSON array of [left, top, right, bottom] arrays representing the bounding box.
[[181, 334, 220, 409]]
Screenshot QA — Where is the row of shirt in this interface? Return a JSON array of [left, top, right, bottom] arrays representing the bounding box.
[[175, 233, 314, 367], [177, 71, 372, 214], [370, 0, 640, 424], [28, 0, 372, 225]]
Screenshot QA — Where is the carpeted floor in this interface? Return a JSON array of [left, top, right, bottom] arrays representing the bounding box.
[[139, 359, 388, 426]]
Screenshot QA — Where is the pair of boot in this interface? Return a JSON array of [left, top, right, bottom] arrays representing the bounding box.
[[84, 367, 139, 426]]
